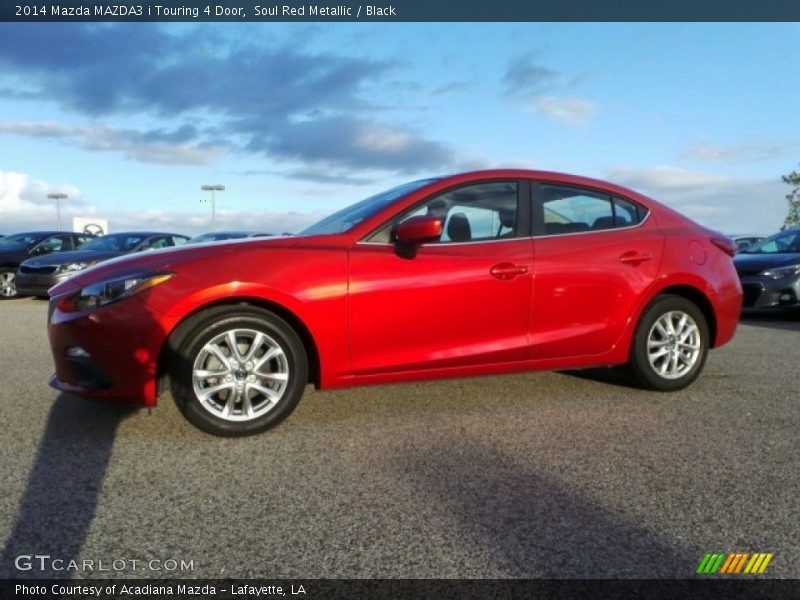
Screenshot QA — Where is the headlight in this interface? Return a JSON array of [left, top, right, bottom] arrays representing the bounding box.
[[55, 260, 97, 274], [56, 272, 173, 312], [761, 264, 800, 279]]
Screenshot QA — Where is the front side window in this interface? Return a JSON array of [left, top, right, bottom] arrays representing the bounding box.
[[36, 235, 71, 253], [370, 181, 519, 244]]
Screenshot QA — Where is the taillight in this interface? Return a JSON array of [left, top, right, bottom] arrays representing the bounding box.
[[710, 236, 736, 257]]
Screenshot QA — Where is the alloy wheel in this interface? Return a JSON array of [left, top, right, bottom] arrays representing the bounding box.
[[0, 271, 17, 298], [191, 328, 290, 422], [646, 310, 702, 380]]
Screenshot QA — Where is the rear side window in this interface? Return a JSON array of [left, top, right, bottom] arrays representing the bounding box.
[[540, 185, 645, 235], [613, 196, 645, 227]]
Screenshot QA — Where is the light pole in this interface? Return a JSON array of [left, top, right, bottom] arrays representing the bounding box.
[[201, 184, 225, 230], [47, 193, 68, 230]]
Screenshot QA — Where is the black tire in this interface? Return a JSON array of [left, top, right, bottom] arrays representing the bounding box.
[[169, 306, 308, 437], [628, 294, 709, 391], [0, 269, 17, 299]]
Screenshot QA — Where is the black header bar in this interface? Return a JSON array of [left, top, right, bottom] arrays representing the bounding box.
[[2, 0, 799, 22]]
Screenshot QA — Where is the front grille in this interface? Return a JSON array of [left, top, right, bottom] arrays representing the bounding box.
[[741, 283, 763, 307], [19, 265, 57, 274]]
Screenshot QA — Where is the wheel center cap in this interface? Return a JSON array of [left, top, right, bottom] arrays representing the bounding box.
[[235, 369, 248, 380]]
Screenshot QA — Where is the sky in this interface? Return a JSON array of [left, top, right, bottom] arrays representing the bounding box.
[[0, 22, 798, 236]]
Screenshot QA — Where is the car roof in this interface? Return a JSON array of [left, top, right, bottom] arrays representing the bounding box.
[[5, 230, 66, 237]]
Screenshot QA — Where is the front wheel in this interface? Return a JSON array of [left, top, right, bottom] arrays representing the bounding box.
[[0, 269, 17, 299], [628, 294, 709, 391], [170, 307, 308, 436]]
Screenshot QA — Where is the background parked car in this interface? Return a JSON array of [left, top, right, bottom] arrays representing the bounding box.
[[186, 231, 274, 244], [16, 231, 189, 298], [0, 231, 96, 299], [734, 228, 800, 311], [729, 234, 765, 253]]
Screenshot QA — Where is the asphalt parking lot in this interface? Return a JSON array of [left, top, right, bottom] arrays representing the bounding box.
[[0, 298, 797, 579]]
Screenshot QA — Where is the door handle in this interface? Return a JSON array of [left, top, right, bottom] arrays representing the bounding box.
[[490, 262, 528, 280], [619, 251, 653, 266]]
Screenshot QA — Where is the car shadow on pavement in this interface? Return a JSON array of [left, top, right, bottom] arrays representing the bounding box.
[[557, 366, 642, 389], [0, 394, 134, 578], [393, 439, 696, 578]]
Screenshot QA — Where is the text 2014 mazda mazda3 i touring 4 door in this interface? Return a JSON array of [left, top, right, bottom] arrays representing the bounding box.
[[47, 170, 743, 436]]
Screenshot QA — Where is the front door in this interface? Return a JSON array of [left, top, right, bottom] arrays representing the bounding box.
[[348, 181, 533, 375]]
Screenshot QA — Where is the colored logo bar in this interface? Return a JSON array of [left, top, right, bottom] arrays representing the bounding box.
[[696, 552, 774, 574]]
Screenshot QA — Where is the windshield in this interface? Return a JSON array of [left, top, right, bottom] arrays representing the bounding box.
[[0, 232, 47, 252], [742, 230, 800, 254], [79, 233, 147, 252], [300, 179, 437, 236]]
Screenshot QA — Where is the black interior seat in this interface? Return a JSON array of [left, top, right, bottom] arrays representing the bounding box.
[[447, 213, 472, 242]]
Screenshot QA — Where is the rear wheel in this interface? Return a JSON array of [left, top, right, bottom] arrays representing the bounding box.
[[628, 294, 709, 391], [170, 307, 308, 436], [0, 269, 17, 299]]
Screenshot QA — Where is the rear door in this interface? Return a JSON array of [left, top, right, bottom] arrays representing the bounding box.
[[529, 182, 663, 359]]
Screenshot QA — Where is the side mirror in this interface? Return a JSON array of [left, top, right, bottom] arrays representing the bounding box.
[[394, 216, 443, 244]]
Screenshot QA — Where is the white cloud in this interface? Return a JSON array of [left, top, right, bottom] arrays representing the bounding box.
[[682, 141, 797, 164], [0, 171, 87, 231], [607, 165, 728, 190], [0, 121, 222, 166], [607, 165, 786, 234], [0, 169, 324, 236], [529, 96, 597, 127], [355, 126, 415, 154], [504, 56, 597, 127], [104, 208, 324, 237]]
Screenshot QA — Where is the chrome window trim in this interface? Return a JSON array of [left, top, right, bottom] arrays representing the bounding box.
[[356, 209, 651, 246], [536, 210, 651, 239], [356, 236, 528, 247]]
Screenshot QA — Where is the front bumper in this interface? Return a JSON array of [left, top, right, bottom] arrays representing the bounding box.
[[738, 274, 800, 310], [48, 295, 168, 406], [16, 271, 70, 297]]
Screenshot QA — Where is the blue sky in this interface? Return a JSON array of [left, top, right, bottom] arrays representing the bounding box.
[[1, 22, 798, 236]]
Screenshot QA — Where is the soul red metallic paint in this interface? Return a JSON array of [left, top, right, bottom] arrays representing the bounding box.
[[47, 170, 742, 411]]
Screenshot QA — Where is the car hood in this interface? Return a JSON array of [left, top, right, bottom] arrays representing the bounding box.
[[48, 234, 327, 297], [21, 249, 122, 267], [733, 253, 800, 274]]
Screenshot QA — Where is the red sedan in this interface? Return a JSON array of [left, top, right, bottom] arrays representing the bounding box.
[[47, 170, 742, 436]]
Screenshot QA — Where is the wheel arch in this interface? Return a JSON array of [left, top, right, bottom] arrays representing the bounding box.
[[646, 284, 718, 349], [157, 297, 322, 398]]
